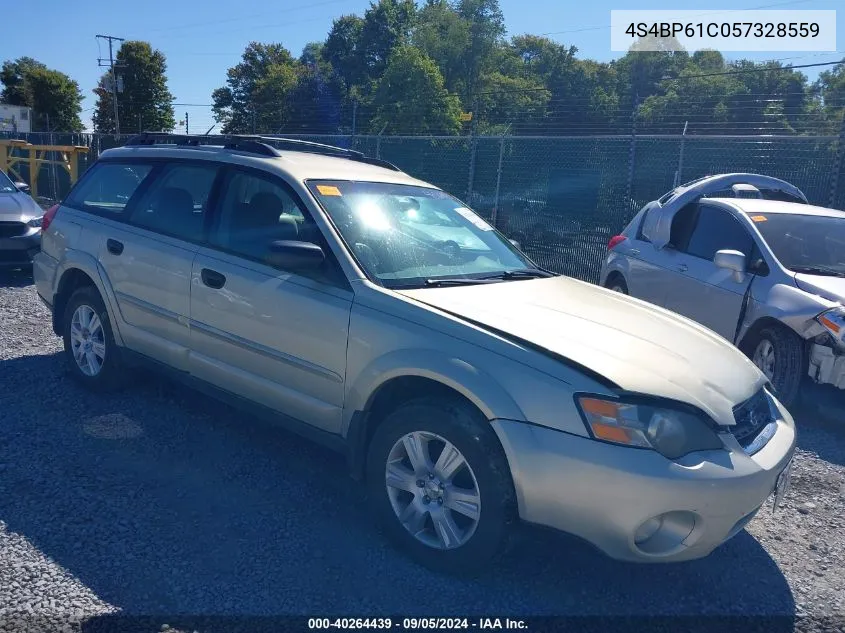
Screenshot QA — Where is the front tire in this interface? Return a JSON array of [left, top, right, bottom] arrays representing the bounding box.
[[62, 286, 126, 391], [744, 326, 805, 407], [366, 397, 515, 573]]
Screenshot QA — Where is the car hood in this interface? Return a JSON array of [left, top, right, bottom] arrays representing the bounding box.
[[794, 274, 845, 304], [397, 276, 766, 425], [0, 192, 42, 221]]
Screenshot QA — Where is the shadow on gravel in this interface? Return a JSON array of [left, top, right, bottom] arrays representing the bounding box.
[[792, 384, 845, 467], [0, 268, 34, 288], [0, 351, 796, 621]]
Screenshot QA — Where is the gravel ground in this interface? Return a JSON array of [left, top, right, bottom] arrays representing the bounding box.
[[1, 269, 844, 632]]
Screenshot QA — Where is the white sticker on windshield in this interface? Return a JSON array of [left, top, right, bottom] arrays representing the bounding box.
[[455, 207, 494, 231]]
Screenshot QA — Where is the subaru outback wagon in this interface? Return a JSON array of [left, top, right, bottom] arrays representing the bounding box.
[[34, 134, 795, 571]]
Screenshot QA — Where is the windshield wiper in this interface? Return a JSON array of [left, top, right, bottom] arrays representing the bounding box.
[[790, 265, 845, 277], [479, 268, 558, 280], [422, 278, 501, 287]]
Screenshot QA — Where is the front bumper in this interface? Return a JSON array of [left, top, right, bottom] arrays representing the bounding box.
[[809, 343, 845, 390], [0, 229, 41, 268], [492, 403, 795, 563]]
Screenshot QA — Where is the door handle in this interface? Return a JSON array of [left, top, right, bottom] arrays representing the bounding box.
[[677, 264, 688, 273], [106, 239, 124, 255], [200, 268, 226, 289]]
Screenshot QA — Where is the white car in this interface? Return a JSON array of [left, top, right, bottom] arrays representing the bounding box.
[[601, 174, 845, 407]]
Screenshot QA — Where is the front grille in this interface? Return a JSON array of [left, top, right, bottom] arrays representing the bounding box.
[[731, 389, 774, 450], [0, 221, 26, 238]]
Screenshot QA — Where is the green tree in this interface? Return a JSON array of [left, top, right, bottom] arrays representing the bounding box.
[[92, 41, 175, 134], [1, 57, 84, 132], [816, 62, 845, 129], [212, 42, 301, 134], [456, 0, 505, 102], [360, 0, 416, 81], [323, 15, 367, 94], [370, 45, 461, 134], [413, 0, 470, 94]]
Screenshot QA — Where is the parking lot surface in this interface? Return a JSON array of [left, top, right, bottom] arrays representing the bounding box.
[[1, 269, 843, 632]]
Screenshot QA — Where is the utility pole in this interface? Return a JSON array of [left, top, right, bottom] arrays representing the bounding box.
[[185, 111, 189, 135], [96, 34, 125, 137]]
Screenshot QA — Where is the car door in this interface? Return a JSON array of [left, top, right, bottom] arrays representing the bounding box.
[[660, 203, 754, 340], [188, 166, 353, 434], [93, 160, 220, 371], [617, 206, 690, 306]]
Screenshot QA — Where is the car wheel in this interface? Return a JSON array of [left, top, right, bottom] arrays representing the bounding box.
[[605, 275, 628, 295], [62, 286, 126, 391], [366, 396, 516, 573], [746, 326, 805, 407]]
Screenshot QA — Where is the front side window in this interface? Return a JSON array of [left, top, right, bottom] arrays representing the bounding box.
[[128, 163, 219, 241], [67, 162, 153, 214], [211, 169, 319, 260], [752, 212, 845, 274], [307, 180, 534, 288], [684, 206, 753, 261]]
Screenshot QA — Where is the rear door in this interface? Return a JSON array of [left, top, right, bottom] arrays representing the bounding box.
[[661, 204, 754, 339], [619, 205, 694, 306], [188, 166, 352, 434], [88, 160, 220, 371]]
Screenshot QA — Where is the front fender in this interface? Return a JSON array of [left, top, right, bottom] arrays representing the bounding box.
[[739, 282, 834, 343], [342, 347, 526, 434]]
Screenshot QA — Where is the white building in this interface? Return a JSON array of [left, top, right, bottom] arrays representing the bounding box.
[[0, 104, 33, 133]]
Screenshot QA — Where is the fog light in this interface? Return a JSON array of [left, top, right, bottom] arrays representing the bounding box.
[[634, 516, 663, 544], [632, 511, 698, 556]]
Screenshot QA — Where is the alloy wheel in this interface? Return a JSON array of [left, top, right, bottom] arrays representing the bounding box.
[[752, 338, 776, 381], [70, 305, 106, 377], [384, 431, 481, 550]]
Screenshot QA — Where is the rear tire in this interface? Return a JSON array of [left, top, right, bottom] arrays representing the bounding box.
[[62, 286, 126, 392], [743, 325, 805, 408], [366, 397, 516, 574], [605, 275, 628, 295]]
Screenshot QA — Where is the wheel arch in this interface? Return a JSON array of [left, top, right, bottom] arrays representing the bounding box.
[[52, 252, 124, 345], [343, 351, 525, 480]]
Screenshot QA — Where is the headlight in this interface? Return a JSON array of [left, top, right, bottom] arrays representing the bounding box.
[[27, 216, 44, 228], [817, 307, 845, 346], [575, 395, 723, 459]]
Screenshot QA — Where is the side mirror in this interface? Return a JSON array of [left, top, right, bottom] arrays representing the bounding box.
[[266, 240, 325, 270], [714, 249, 747, 283], [15, 182, 30, 194]]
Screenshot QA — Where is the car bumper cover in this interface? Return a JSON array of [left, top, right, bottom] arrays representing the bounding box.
[[491, 409, 795, 563]]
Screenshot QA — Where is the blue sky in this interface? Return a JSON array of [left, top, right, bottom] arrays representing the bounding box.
[[2, 0, 843, 131]]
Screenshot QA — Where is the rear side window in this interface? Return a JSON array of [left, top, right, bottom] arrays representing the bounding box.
[[128, 163, 219, 242], [66, 163, 152, 214], [685, 205, 753, 261]]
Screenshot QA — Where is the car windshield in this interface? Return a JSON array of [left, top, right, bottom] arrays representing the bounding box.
[[752, 212, 845, 273], [307, 180, 536, 288], [0, 171, 17, 194]]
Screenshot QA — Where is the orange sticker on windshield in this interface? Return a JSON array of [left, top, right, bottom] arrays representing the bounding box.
[[750, 215, 767, 222], [317, 185, 342, 196]]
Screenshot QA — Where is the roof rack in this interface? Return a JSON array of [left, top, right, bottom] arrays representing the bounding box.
[[123, 132, 401, 171]]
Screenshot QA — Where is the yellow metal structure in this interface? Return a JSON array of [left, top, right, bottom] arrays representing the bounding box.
[[0, 139, 89, 199]]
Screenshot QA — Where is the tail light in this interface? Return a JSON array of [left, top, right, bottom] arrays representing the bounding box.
[[41, 204, 60, 232], [608, 235, 627, 250]]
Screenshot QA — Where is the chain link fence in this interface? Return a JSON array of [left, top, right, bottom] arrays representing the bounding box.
[[3, 130, 845, 283]]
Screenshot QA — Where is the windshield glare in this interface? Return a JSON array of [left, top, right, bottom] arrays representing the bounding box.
[[308, 180, 534, 287], [753, 212, 845, 272], [0, 171, 17, 194]]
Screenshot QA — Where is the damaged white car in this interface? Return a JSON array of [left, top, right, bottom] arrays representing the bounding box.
[[601, 174, 845, 407]]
